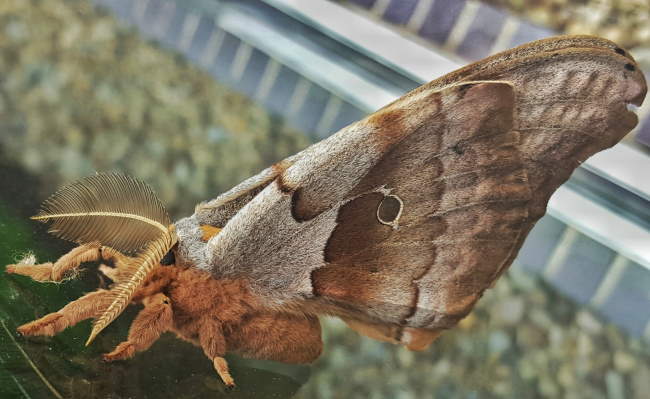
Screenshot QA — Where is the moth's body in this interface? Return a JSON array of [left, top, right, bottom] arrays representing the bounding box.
[[5, 35, 647, 388]]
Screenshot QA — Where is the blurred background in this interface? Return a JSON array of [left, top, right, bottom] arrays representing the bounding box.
[[1, 0, 649, 398]]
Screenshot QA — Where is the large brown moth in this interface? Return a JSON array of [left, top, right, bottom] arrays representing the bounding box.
[[5, 35, 647, 388]]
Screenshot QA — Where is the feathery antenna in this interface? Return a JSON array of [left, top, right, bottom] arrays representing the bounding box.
[[33, 173, 171, 254]]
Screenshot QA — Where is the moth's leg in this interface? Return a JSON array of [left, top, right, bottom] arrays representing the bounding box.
[[18, 289, 110, 336], [6, 243, 103, 282], [103, 293, 173, 361], [400, 327, 441, 351], [213, 357, 235, 390], [342, 318, 400, 345], [198, 321, 234, 388]]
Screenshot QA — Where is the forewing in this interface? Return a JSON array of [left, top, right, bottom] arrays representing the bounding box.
[[207, 82, 528, 314], [312, 46, 646, 328], [204, 36, 646, 330]]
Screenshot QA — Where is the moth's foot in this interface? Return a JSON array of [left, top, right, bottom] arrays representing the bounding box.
[[17, 313, 67, 336], [213, 357, 236, 389], [103, 342, 135, 361], [6, 262, 57, 282]]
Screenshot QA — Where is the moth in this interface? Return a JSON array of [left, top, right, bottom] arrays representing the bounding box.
[[5, 35, 647, 388]]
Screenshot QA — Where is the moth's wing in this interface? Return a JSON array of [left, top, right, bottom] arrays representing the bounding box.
[[309, 47, 646, 329], [206, 39, 646, 332], [207, 81, 528, 318]]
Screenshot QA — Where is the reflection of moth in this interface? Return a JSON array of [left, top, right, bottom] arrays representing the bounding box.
[[6, 36, 647, 388]]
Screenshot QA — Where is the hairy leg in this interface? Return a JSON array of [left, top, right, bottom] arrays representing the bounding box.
[[197, 321, 234, 388], [103, 293, 173, 361], [18, 289, 110, 336], [6, 243, 133, 282]]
